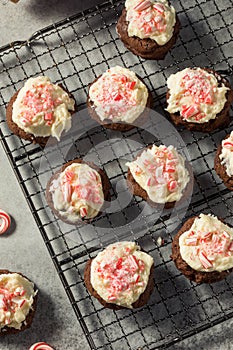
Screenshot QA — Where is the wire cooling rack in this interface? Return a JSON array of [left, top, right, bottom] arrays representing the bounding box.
[[1, 0, 233, 349]]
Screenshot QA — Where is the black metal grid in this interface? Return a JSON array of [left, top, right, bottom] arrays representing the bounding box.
[[0, 0, 233, 348]]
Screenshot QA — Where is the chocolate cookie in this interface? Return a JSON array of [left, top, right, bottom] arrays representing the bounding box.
[[46, 159, 111, 225], [214, 134, 233, 190], [116, 8, 180, 60], [126, 144, 192, 209], [84, 242, 154, 310], [0, 270, 38, 335], [84, 259, 154, 310], [171, 216, 233, 283], [6, 81, 77, 148], [166, 68, 233, 132], [87, 70, 153, 131]]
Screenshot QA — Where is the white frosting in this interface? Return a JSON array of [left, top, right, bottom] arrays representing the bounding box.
[[0, 273, 36, 330], [12, 76, 75, 140], [219, 131, 233, 177], [89, 66, 148, 123], [179, 214, 233, 272], [126, 144, 190, 203], [125, 0, 176, 45], [90, 241, 154, 308], [166, 68, 229, 123], [49, 163, 105, 221]]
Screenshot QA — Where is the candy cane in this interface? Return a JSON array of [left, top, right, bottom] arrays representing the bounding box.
[[0, 210, 11, 234], [29, 342, 55, 350]]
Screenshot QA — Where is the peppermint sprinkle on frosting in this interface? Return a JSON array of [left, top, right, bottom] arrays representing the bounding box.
[[0, 273, 36, 330], [125, 0, 176, 45], [179, 214, 233, 272], [89, 66, 148, 123], [166, 68, 229, 124], [219, 131, 233, 177], [126, 144, 190, 204], [90, 242, 154, 308], [49, 163, 105, 222], [12, 76, 75, 140]]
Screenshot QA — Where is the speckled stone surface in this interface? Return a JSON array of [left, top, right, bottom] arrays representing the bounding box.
[[0, 0, 233, 349]]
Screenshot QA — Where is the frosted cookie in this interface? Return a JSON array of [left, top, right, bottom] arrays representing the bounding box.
[[126, 144, 191, 208], [171, 214, 233, 283], [166, 68, 233, 132], [0, 270, 37, 335], [87, 66, 153, 131], [6, 76, 77, 147], [215, 131, 233, 190], [116, 0, 180, 60], [84, 241, 154, 309], [46, 159, 111, 225]]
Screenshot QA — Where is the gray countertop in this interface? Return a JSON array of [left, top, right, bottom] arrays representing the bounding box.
[[0, 0, 233, 349]]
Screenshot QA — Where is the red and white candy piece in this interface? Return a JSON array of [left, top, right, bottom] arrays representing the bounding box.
[[0, 210, 11, 234], [199, 251, 213, 269], [80, 206, 88, 218], [134, 0, 152, 11], [29, 342, 55, 350], [222, 141, 233, 149], [152, 3, 165, 14]]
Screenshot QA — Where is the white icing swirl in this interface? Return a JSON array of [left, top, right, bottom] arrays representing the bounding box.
[[12, 76, 75, 140], [0, 273, 36, 330], [49, 163, 105, 221], [219, 131, 233, 177], [179, 214, 233, 272], [166, 68, 229, 123], [90, 241, 154, 308], [125, 0, 176, 45], [126, 144, 190, 203], [89, 66, 148, 123]]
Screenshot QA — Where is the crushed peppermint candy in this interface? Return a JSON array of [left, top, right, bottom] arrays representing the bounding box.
[[179, 69, 215, 121], [89, 66, 148, 122], [20, 83, 60, 127], [182, 214, 233, 271], [60, 166, 103, 215], [167, 68, 229, 124], [12, 76, 75, 141], [126, 144, 189, 204], [0, 273, 36, 329], [130, 0, 168, 36], [91, 242, 154, 307], [50, 163, 104, 220], [96, 251, 146, 301]]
